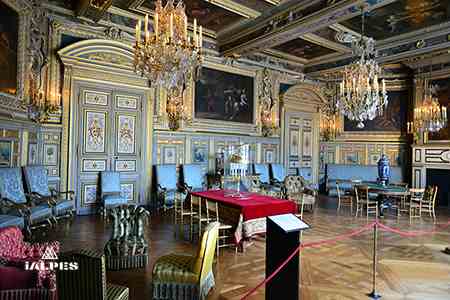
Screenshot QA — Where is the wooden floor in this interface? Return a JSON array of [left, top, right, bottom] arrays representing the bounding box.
[[35, 197, 450, 300]]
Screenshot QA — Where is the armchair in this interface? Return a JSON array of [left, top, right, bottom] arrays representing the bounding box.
[[56, 249, 129, 300], [152, 222, 219, 300], [154, 164, 182, 211], [180, 164, 207, 193], [284, 175, 316, 217], [23, 166, 74, 220], [0, 226, 59, 300], [252, 163, 281, 196], [100, 171, 128, 217], [104, 205, 150, 270], [0, 168, 53, 236]]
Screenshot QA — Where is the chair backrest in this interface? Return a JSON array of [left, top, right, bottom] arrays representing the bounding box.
[[100, 171, 121, 195], [253, 164, 269, 184], [190, 222, 219, 284], [206, 200, 219, 222], [297, 167, 312, 182], [284, 176, 303, 196], [270, 164, 286, 182], [57, 249, 107, 300], [181, 164, 205, 191], [23, 165, 52, 197], [336, 180, 343, 199], [355, 185, 369, 202], [0, 168, 27, 204], [432, 186, 438, 206], [155, 164, 177, 191], [409, 188, 425, 201]]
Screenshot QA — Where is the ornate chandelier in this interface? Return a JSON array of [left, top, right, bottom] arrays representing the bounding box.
[[134, 0, 203, 130], [320, 81, 342, 141], [337, 7, 388, 129], [409, 79, 447, 134]]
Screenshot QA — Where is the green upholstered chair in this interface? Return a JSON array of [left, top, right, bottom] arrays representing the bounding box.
[[23, 166, 74, 220], [56, 249, 129, 300], [152, 222, 219, 300], [0, 168, 53, 235]]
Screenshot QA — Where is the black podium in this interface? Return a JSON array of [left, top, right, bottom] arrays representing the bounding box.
[[266, 214, 310, 300]]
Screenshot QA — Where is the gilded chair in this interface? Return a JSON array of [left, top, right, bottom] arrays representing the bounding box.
[[420, 186, 437, 220], [297, 167, 319, 191], [155, 164, 181, 211], [0, 168, 53, 235], [409, 188, 425, 221], [57, 249, 129, 300], [336, 180, 353, 213], [152, 222, 219, 300], [253, 164, 281, 197], [190, 195, 210, 242], [23, 166, 74, 220], [270, 164, 287, 187], [284, 175, 316, 218], [100, 171, 127, 217], [206, 200, 236, 256], [181, 164, 207, 193], [354, 185, 378, 218]]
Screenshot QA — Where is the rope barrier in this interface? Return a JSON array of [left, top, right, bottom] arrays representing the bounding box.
[[239, 219, 450, 300]]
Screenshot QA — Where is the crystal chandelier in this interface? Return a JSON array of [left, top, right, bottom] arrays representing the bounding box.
[[337, 7, 388, 129], [134, 0, 203, 130]]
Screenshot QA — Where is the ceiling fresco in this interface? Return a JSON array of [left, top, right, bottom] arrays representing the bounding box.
[[273, 38, 336, 60], [141, 0, 245, 32], [341, 0, 450, 40], [231, 0, 274, 13]]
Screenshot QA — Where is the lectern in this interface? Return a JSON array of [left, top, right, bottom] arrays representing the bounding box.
[[266, 214, 310, 300]]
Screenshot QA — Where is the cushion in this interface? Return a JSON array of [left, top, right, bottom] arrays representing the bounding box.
[[253, 164, 269, 184], [101, 171, 121, 194], [155, 165, 177, 190], [29, 205, 52, 223], [103, 194, 127, 208], [152, 254, 198, 284], [0, 168, 27, 204], [182, 164, 205, 191], [0, 215, 24, 229], [23, 166, 51, 197], [0, 266, 37, 290], [53, 200, 74, 216]]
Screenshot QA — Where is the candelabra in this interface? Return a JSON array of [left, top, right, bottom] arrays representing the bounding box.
[[320, 81, 342, 141], [27, 77, 59, 124], [134, 0, 203, 130]]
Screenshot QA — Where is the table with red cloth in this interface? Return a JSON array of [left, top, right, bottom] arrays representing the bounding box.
[[190, 190, 297, 245]]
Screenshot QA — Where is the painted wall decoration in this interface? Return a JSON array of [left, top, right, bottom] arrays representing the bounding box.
[[85, 111, 106, 153], [116, 95, 138, 109], [82, 159, 106, 172], [428, 77, 450, 141], [195, 67, 254, 123], [28, 143, 38, 165], [83, 184, 97, 204], [117, 115, 135, 154], [193, 145, 208, 163], [43, 144, 58, 166], [0, 1, 18, 95], [84, 91, 108, 106], [0, 141, 12, 167], [265, 149, 274, 163], [163, 146, 177, 164], [344, 152, 360, 165], [115, 160, 136, 172], [303, 131, 312, 157], [120, 183, 134, 202], [289, 130, 299, 155], [344, 90, 408, 132]]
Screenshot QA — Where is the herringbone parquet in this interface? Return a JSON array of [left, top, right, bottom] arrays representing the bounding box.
[[34, 196, 450, 300]]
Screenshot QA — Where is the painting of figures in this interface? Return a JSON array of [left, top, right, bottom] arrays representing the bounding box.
[[0, 1, 18, 95], [428, 77, 450, 141], [195, 67, 254, 124]]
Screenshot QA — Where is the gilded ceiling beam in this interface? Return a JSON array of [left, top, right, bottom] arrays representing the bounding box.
[[76, 0, 113, 22]]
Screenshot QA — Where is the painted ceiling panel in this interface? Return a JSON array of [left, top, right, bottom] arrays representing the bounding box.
[[273, 38, 336, 60]]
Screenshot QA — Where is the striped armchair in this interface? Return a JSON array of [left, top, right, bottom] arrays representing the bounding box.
[[56, 249, 129, 300], [152, 222, 219, 300]]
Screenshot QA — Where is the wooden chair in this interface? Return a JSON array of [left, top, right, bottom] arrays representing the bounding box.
[[173, 192, 196, 238], [152, 222, 219, 300], [355, 185, 378, 218], [206, 200, 236, 256], [190, 195, 210, 242], [420, 186, 437, 220], [409, 188, 425, 221], [336, 180, 353, 213], [389, 182, 409, 218]]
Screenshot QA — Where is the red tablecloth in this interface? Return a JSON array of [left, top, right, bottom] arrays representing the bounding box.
[[191, 190, 297, 221]]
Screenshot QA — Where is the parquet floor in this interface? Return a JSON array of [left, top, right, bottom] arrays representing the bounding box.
[[36, 197, 450, 300]]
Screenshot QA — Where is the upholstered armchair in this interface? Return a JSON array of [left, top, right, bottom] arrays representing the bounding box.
[[0, 226, 59, 300], [0, 168, 53, 236], [152, 222, 219, 300], [57, 249, 129, 300], [284, 175, 316, 217], [100, 171, 128, 217], [154, 164, 182, 211], [297, 167, 319, 191], [252, 163, 276, 194], [104, 205, 150, 270], [180, 164, 207, 193], [23, 166, 74, 220]]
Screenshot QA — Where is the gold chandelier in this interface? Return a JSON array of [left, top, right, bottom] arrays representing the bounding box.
[[320, 81, 342, 141], [134, 0, 203, 130]]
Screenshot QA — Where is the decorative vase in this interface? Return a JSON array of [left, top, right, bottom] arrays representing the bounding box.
[[377, 154, 390, 186]]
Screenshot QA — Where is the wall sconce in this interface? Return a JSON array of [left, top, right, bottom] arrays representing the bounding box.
[[27, 77, 60, 124], [260, 68, 279, 137]]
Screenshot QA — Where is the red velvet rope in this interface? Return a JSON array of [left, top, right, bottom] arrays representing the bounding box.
[[240, 219, 450, 300]]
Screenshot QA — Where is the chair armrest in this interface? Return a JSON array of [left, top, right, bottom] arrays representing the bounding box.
[[51, 189, 75, 200], [27, 193, 56, 207], [177, 182, 191, 193], [0, 198, 31, 216]]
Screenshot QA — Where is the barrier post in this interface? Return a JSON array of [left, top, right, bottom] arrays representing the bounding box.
[[367, 222, 381, 299]]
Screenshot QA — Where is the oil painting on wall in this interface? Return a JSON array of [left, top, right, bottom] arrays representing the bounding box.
[[344, 90, 408, 132], [428, 77, 450, 141], [0, 1, 18, 95], [195, 67, 254, 123]]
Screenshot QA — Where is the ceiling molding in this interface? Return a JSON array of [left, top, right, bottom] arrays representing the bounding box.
[[208, 0, 261, 19]]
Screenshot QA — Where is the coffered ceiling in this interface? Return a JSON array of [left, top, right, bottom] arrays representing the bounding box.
[[47, 0, 450, 75]]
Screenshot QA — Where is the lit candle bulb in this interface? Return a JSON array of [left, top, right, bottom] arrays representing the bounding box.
[[382, 79, 386, 92], [169, 13, 174, 39], [136, 20, 141, 43], [144, 14, 149, 42], [199, 25, 203, 48], [184, 15, 188, 40], [154, 13, 159, 39], [193, 19, 197, 44]]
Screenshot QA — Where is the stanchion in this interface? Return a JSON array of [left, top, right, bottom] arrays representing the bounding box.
[[367, 221, 381, 300]]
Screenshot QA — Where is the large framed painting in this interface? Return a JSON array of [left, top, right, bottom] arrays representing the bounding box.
[[344, 90, 409, 132], [0, 1, 19, 95], [194, 66, 254, 123], [428, 77, 450, 141]]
